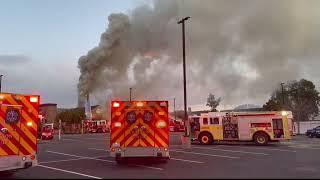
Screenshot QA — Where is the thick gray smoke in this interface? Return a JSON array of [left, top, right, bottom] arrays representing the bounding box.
[[78, 0, 320, 113]]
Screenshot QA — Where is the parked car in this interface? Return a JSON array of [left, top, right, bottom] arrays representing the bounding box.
[[305, 126, 320, 138]]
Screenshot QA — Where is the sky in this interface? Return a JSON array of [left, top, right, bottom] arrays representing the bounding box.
[[1, 0, 320, 112], [0, 0, 137, 108]]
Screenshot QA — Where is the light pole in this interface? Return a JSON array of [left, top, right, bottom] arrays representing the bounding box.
[[174, 98, 176, 121], [280, 82, 285, 109], [178, 16, 191, 143], [129, 88, 132, 102], [0, 75, 3, 92]]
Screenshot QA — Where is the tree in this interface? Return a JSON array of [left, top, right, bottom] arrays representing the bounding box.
[[263, 79, 320, 122], [206, 93, 221, 112], [57, 107, 86, 124]]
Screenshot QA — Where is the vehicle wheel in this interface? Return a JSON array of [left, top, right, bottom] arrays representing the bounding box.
[[308, 134, 314, 138], [199, 132, 213, 145], [253, 132, 269, 145], [115, 157, 125, 165], [97, 129, 103, 133]]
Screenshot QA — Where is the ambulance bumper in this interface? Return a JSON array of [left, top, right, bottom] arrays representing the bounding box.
[[110, 147, 170, 158], [0, 155, 38, 172]]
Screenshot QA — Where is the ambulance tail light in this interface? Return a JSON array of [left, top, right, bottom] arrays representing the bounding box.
[[31, 155, 36, 160], [114, 122, 122, 128], [156, 120, 166, 128], [30, 96, 38, 103], [113, 102, 120, 108]]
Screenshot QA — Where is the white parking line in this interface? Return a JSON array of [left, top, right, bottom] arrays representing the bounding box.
[[88, 148, 110, 152], [47, 150, 163, 171], [170, 158, 204, 164], [131, 164, 163, 171], [171, 149, 240, 159], [39, 158, 88, 164], [88, 147, 204, 164], [62, 138, 86, 142], [39, 155, 105, 164], [288, 145, 320, 150], [218, 145, 297, 153], [37, 164, 102, 179], [46, 150, 115, 163], [191, 146, 269, 155]]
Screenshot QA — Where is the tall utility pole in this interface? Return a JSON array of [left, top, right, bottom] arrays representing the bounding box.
[[178, 16, 190, 137], [174, 98, 176, 121], [280, 82, 285, 109], [129, 88, 132, 102], [0, 75, 3, 92]]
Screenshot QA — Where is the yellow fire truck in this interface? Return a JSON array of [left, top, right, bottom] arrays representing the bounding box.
[[110, 101, 170, 163], [190, 111, 293, 145], [0, 92, 40, 174]]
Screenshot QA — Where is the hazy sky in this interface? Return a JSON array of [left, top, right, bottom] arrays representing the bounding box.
[[0, 0, 136, 108], [1, 0, 319, 111]]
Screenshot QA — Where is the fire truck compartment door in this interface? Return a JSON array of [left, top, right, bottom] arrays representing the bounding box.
[[124, 110, 155, 147], [0, 104, 22, 156]]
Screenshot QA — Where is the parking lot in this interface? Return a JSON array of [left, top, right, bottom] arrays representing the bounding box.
[[7, 133, 320, 179]]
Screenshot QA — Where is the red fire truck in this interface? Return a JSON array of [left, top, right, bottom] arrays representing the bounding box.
[[84, 120, 109, 133], [41, 123, 54, 140], [0, 92, 39, 174], [110, 101, 170, 163], [169, 119, 185, 132]]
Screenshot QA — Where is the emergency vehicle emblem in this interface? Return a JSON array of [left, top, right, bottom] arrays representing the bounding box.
[[5, 108, 20, 124], [143, 111, 153, 123], [127, 111, 136, 124]]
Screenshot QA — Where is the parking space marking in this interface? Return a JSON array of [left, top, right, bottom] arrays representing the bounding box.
[[287, 145, 320, 150], [170, 158, 205, 164], [47, 150, 163, 171], [88, 148, 110, 152], [46, 150, 115, 163], [213, 145, 297, 153], [131, 164, 164, 170], [191, 146, 269, 155], [37, 165, 102, 179], [39, 158, 88, 164], [62, 138, 86, 142], [171, 149, 240, 159], [88, 148, 204, 164]]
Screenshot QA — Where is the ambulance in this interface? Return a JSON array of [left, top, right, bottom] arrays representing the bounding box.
[[110, 101, 170, 163], [0, 92, 40, 173], [190, 111, 293, 145]]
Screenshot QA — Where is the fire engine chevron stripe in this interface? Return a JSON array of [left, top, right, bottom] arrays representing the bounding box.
[[12, 124, 36, 154], [142, 128, 162, 147], [5, 95, 37, 132], [19, 96, 39, 118], [0, 147, 8, 155], [140, 136, 153, 147], [155, 128, 169, 143], [0, 118, 29, 155], [110, 114, 125, 139], [0, 143, 13, 155], [155, 134, 167, 147], [127, 136, 138, 147], [140, 132, 155, 147]]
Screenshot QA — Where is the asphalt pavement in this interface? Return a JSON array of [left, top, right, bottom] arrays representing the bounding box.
[[5, 133, 320, 179]]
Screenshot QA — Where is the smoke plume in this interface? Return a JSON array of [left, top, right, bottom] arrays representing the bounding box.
[[78, 0, 320, 113]]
